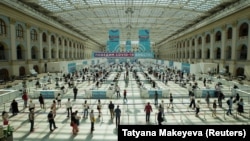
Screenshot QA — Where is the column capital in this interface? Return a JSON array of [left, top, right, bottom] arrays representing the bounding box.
[[9, 18, 16, 24], [25, 23, 31, 29], [38, 28, 43, 33], [232, 21, 238, 27], [221, 24, 227, 30]]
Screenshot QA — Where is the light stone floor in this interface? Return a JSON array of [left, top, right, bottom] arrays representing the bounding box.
[[1, 71, 249, 141]]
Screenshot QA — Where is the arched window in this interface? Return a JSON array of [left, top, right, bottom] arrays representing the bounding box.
[[64, 40, 67, 46], [205, 34, 210, 43], [239, 23, 248, 37], [198, 50, 201, 59], [206, 49, 210, 59], [43, 48, 46, 59], [0, 44, 5, 60], [69, 41, 71, 47], [227, 28, 232, 39], [31, 47, 36, 59], [198, 37, 202, 45], [59, 38, 61, 45], [16, 24, 23, 38], [215, 31, 221, 41], [239, 45, 247, 60], [51, 35, 55, 44], [42, 33, 47, 42], [30, 29, 37, 41], [192, 50, 195, 58], [0, 19, 6, 36], [192, 39, 195, 46], [17, 45, 22, 59], [216, 48, 221, 59], [226, 46, 231, 60]]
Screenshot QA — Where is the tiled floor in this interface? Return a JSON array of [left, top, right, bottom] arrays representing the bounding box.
[[1, 71, 250, 141]]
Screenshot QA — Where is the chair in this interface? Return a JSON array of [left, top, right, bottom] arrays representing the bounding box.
[[30, 69, 38, 77]]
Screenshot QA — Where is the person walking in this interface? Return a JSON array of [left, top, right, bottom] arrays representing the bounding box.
[[2, 111, 9, 125], [29, 109, 35, 132], [38, 94, 45, 109], [195, 100, 201, 117], [114, 105, 121, 128], [71, 111, 79, 135], [189, 95, 196, 109], [97, 99, 102, 117], [66, 98, 72, 117], [73, 86, 78, 101], [56, 93, 61, 108], [237, 98, 244, 115], [168, 93, 174, 108], [82, 100, 89, 118], [212, 100, 217, 117], [51, 100, 57, 117], [90, 110, 95, 133], [108, 101, 115, 119], [157, 108, 163, 125], [144, 102, 153, 123], [11, 99, 19, 116], [226, 96, 233, 116], [47, 110, 57, 132]]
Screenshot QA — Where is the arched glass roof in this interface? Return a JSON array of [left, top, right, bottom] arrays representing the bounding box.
[[9, 0, 244, 45]]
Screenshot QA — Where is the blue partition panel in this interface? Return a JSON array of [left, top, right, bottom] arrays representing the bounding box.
[[92, 90, 106, 99], [148, 90, 162, 98], [40, 91, 55, 99], [201, 89, 216, 97]]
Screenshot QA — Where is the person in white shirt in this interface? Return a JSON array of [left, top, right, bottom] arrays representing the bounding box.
[[66, 98, 72, 117], [160, 100, 165, 116], [29, 100, 35, 112], [82, 100, 89, 118]]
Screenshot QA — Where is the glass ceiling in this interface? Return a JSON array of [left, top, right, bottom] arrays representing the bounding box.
[[17, 0, 240, 45]]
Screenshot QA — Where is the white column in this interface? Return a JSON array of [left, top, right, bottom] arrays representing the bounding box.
[[10, 18, 16, 60], [201, 33, 205, 59], [62, 38, 65, 59], [38, 28, 43, 60], [231, 21, 238, 60], [55, 35, 59, 59], [221, 25, 226, 60], [48, 32, 51, 60], [26, 23, 31, 60], [194, 36, 198, 59], [210, 30, 215, 59]]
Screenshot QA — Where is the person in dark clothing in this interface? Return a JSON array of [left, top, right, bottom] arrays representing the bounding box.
[[233, 93, 240, 103], [73, 87, 78, 101], [157, 108, 163, 125], [108, 101, 115, 119], [11, 99, 19, 115], [39, 94, 44, 109], [47, 110, 57, 132]]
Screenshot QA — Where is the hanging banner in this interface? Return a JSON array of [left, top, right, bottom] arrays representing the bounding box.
[[68, 63, 76, 73], [138, 29, 151, 52], [125, 40, 132, 52], [169, 61, 174, 67], [108, 29, 120, 52], [92, 52, 154, 58], [181, 62, 190, 73]]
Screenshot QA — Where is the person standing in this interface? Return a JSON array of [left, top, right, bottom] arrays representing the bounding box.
[[144, 102, 153, 123], [189, 95, 196, 109], [82, 100, 89, 118], [47, 110, 57, 132], [123, 89, 127, 103], [157, 108, 163, 125], [114, 105, 121, 127], [90, 110, 95, 133], [51, 100, 57, 117], [66, 98, 72, 117], [29, 109, 35, 132], [108, 101, 115, 119], [226, 96, 233, 116], [212, 100, 217, 117], [237, 98, 244, 115], [154, 91, 158, 105], [73, 86, 78, 101], [22, 91, 28, 109], [115, 85, 120, 98], [11, 99, 19, 116], [160, 100, 165, 116], [29, 100, 35, 112], [38, 94, 44, 109]]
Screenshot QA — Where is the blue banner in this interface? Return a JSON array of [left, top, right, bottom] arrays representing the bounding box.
[[108, 29, 120, 52], [125, 40, 132, 52], [68, 63, 76, 73], [91, 60, 95, 65], [169, 61, 173, 67], [83, 61, 88, 65], [181, 62, 190, 73], [138, 29, 151, 52], [134, 52, 154, 58]]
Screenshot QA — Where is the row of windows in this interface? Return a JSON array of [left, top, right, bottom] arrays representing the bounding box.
[[176, 22, 249, 47], [0, 19, 84, 48]]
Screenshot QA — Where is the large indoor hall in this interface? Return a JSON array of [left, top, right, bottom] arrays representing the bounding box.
[[1, 0, 250, 141]]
